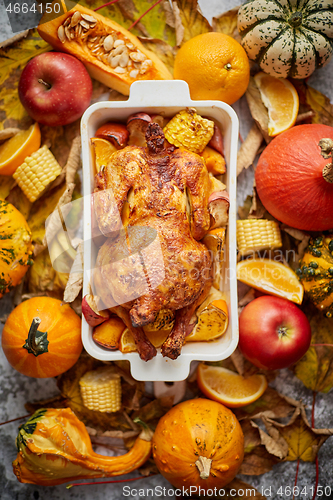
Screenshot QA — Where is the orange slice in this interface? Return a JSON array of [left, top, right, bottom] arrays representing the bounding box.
[[186, 298, 228, 342], [237, 258, 304, 304], [0, 123, 41, 176], [254, 72, 299, 136], [91, 137, 117, 173], [119, 328, 137, 353], [197, 363, 267, 408]]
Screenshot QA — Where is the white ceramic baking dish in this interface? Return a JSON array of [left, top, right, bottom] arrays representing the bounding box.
[[81, 80, 239, 381]]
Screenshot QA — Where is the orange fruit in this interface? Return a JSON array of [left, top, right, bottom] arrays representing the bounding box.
[[0, 123, 41, 176], [91, 137, 117, 173], [174, 32, 250, 104], [254, 72, 299, 136], [119, 328, 171, 352], [197, 363, 267, 408], [236, 258, 304, 304], [186, 298, 228, 341]]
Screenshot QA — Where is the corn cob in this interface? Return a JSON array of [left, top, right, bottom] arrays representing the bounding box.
[[13, 145, 62, 202], [79, 366, 122, 413], [163, 108, 214, 154], [237, 219, 282, 257]]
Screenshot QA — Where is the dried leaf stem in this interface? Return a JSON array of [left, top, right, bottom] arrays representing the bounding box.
[[128, 0, 164, 30], [93, 0, 120, 11], [312, 391, 319, 500]]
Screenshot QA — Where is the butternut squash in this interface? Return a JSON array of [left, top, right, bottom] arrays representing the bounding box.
[[37, 1, 173, 96]]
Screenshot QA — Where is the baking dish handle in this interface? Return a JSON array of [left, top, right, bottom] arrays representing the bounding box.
[[128, 80, 193, 106]]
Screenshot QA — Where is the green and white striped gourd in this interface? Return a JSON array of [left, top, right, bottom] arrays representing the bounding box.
[[237, 0, 333, 79]]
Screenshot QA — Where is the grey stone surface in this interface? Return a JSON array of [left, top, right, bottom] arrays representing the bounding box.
[[0, 0, 333, 499]]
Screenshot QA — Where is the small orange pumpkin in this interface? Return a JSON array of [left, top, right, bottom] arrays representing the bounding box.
[[2, 297, 82, 378], [152, 398, 244, 491], [0, 198, 33, 298]]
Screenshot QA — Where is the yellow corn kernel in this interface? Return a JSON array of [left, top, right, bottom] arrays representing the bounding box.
[[163, 108, 214, 154], [79, 366, 122, 413], [13, 145, 62, 202], [237, 219, 282, 257]]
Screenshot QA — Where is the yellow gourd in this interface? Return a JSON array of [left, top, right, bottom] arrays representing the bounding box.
[[13, 408, 153, 486]]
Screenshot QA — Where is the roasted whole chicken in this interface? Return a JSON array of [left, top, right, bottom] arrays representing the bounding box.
[[93, 123, 225, 361]]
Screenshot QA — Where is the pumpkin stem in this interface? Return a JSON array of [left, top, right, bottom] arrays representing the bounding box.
[[288, 11, 302, 27], [195, 456, 212, 479], [319, 139, 333, 184], [22, 317, 49, 357]]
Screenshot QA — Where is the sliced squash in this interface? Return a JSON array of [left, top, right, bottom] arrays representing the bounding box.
[[37, 0, 173, 96]]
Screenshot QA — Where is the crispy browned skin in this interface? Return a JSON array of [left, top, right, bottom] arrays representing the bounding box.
[[94, 123, 213, 360]]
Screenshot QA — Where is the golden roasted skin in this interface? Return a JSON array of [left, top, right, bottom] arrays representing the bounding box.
[[93, 123, 213, 360]]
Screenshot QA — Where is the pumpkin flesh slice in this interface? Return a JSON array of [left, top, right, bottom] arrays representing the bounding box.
[[37, 1, 173, 96]]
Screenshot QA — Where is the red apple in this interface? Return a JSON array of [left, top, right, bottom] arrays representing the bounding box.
[[18, 52, 92, 127], [238, 295, 311, 370]]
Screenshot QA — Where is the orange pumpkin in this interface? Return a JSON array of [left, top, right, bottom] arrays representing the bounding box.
[[0, 199, 33, 298], [152, 398, 244, 491], [255, 124, 333, 231], [2, 297, 82, 378]]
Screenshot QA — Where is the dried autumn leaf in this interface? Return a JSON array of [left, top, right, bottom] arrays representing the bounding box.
[[294, 307, 333, 393], [56, 354, 144, 433], [234, 387, 297, 421], [264, 406, 333, 462], [132, 396, 174, 429], [173, 0, 212, 45], [239, 420, 278, 475], [0, 176, 15, 199], [28, 248, 68, 296], [245, 78, 270, 143], [0, 30, 50, 129], [212, 6, 241, 42], [139, 37, 175, 75], [305, 85, 333, 126], [237, 123, 263, 176], [5, 184, 32, 220], [27, 183, 67, 247]]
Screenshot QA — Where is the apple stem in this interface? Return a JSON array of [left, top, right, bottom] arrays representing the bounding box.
[[38, 78, 51, 90], [277, 326, 288, 338]]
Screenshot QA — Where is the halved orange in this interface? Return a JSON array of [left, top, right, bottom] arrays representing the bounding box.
[[197, 363, 267, 408], [91, 137, 117, 174], [0, 122, 41, 176], [236, 258, 304, 304], [186, 298, 228, 342], [254, 72, 299, 136]]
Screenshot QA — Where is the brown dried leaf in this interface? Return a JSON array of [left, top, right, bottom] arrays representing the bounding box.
[[63, 241, 83, 303], [6, 184, 32, 220], [212, 6, 241, 42], [139, 37, 175, 75], [27, 183, 67, 247], [237, 123, 263, 176], [173, 0, 212, 45], [305, 85, 333, 126], [265, 406, 333, 461], [163, 1, 184, 46], [0, 127, 20, 141], [132, 396, 174, 429], [294, 307, 333, 393], [234, 387, 298, 421], [253, 417, 289, 459], [239, 420, 278, 475], [0, 176, 15, 199], [248, 187, 266, 219], [56, 355, 141, 433], [245, 77, 270, 143]]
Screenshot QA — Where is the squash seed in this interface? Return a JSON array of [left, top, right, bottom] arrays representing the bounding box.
[[58, 25, 66, 43], [71, 11, 82, 27]]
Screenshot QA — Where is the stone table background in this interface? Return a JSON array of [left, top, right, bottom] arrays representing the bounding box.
[[0, 0, 333, 498]]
